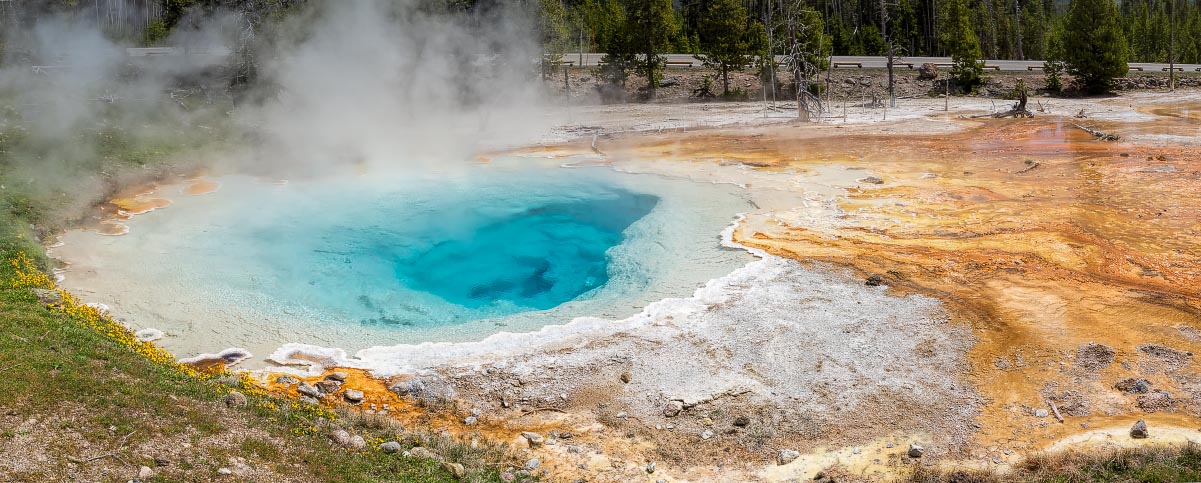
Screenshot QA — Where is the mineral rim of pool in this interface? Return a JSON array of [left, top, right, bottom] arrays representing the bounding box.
[[51, 160, 756, 363]]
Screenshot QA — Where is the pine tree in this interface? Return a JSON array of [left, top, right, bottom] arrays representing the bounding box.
[[1063, 0, 1127, 94], [624, 0, 679, 97], [696, 0, 755, 96], [942, 0, 984, 88]]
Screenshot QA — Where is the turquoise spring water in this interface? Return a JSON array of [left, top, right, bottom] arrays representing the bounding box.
[[55, 160, 754, 358]]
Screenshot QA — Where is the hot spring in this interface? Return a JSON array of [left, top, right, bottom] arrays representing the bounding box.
[[53, 159, 754, 364]]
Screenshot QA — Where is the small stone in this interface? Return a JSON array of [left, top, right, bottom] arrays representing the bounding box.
[[224, 391, 247, 408], [701, 417, 713, 426], [1116, 377, 1152, 394], [275, 375, 299, 386], [325, 371, 348, 382], [778, 449, 800, 465], [137, 466, 153, 479], [1034, 409, 1049, 418], [732, 416, 750, 427], [1131, 419, 1149, 439], [525, 457, 541, 470], [297, 382, 320, 398], [380, 441, 402, 453], [852, 447, 861, 454], [663, 400, 683, 417], [859, 176, 885, 185], [521, 432, 544, 447], [464, 416, 478, 426], [153, 457, 170, 467], [500, 472, 516, 482], [410, 447, 438, 460], [908, 444, 925, 458], [620, 372, 632, 383], [865, 274, 884, 286], [992, 458, 1002, 465], [700, 430, 714, 440], [442, 462, 466, 479], [343, 389, 364, 404], [1137, 390, 1173, 412], [217, 467, 233, 475], [616, 412, 628, 418], [299, 396, 319, 405], [315, 380, 342, 395], [329, 430, 352, 447], [646, 462, 656, 474], [31, 288, 62, 305]]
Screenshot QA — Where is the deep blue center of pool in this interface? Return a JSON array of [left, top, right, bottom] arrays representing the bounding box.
[[396, 194, 658, 309]]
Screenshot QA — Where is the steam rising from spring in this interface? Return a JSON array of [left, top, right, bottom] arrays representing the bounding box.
[[244, 1, 550, 170]]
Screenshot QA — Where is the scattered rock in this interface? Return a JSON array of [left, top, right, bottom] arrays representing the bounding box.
[[1075, 342, 1116, 371], [1034, 409, 1049, 418], [620, 372, 631, 383], [1137, 344, 1193, 372], [224, 391, 247, 408], [329, 430, 352, 448], [134, 328, 164, 342], [1131, 419, 1149, 438], [299, 396, 319, 405], [315, 380, 342, 395], [1115, 377, 1152, 394], [858, 176, 885, 185], [275, 375, 299, 386], [500, 472, 516, 482], [908, 444, 925, 458], [663, 400, 683, 418], [297, 382, 321, 398], [660, 77, 680, 88], [343, 389, 364, 404], [410, 447, 439, 460], [1045, 389, 1091, 417], [778, 449, 800, 465], [1136, 390, 1173, 412], [918, 63, 939, 80], [521, 432, 544, 447], [525, 457, 541, 470], [646, 462, 656, 474], [325, 371, 348, 382], [865, 274, 884, 286], [380, 441, 402, 454], [732, 415, 751, 427], [464, 416, 477, 426], [700, 430, 714, 440], [389, 376, 458, 404], [137, 466, 153, 479], [217, 468, 233, 475], [442, 462, 466, 479], [31, 288, 62, 305]]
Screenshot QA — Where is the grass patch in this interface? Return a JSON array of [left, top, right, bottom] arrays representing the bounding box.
[[909, 443, 1201, 483], [0, 243, 520, 481]]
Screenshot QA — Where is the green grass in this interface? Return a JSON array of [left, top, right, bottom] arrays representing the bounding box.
[[907, 438, 1201, 481], [0, 241, 519, 482]]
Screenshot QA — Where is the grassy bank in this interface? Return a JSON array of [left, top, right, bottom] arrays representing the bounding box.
[[0, 242, 520, 482], [908, 443, 1201, 483]]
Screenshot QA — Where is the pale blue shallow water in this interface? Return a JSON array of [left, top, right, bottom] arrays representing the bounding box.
[[56, 160, 755, 357]]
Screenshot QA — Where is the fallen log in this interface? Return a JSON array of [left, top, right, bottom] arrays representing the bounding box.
[[1072, 123, 1120, 141]]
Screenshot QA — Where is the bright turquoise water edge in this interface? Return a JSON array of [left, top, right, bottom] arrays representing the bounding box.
[[55, 161, 754, 356]]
